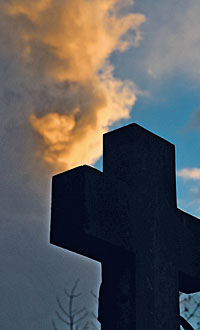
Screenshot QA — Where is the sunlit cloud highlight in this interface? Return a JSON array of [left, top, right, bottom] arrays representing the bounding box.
[[1, 0, 145, 171], [177, 168, 200, 181]]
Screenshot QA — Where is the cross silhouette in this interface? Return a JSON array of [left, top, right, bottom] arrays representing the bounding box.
[[50, 124, 200, 330]]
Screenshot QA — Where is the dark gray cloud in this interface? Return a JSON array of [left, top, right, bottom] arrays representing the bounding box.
[[0, 0, 146, 328]]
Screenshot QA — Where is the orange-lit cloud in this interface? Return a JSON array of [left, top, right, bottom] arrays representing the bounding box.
[[2, 0, 145, 171], [178, 168, 200, 181]]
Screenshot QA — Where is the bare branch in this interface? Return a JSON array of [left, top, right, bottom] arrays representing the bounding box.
[[55, 310, 71, 325], [180, 316, 194, 330], [91, 312, 97, 319], [63, 289, 71, 298], [52, 319, 59, 330], [56, 296, 70, 318], [73, 307, 86, 317], [73, 312, 89, 324], [91, 320, 99, 330], [64, 288, 82, 299], [90, 290, 98, 300], [180, 296, 190, 304], [54, 279, 92, 330], [82, 321, 90, 330], [71, 279, 81, 295], [187, 302, 200, 321], [191, 295, 199, 306]]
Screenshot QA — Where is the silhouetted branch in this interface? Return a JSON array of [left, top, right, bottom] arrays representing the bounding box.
[[55, 310, 70, 325], [52, 319, 59, 330], [74, 312, 88, 324], [187, 301, 200, 321], [180, 316, 194, 330], [82, 321, 90, 330], [180, 292, 200, 329], [91, 312, 97, 318], [53, 279, 91, 330], [90, 289, 99, 329], [90, 290, 98, 300], [72, 307, 86, 317], [56, 295, 70, 318], [90, 320, 99, 330], [64, 289, 82, 299]]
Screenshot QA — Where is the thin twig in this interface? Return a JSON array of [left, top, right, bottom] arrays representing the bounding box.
[[56, 295, 70, 318], [52, 319, 59, 330], [74, 312, 89, 324], [56, 310, 71, 325], [73, 307, 86, 317]]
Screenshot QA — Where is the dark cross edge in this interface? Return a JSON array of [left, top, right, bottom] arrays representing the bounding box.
[[50, 123, 200, 330]]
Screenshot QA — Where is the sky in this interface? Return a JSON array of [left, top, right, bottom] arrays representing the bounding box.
[[1, 0, 200, 329]]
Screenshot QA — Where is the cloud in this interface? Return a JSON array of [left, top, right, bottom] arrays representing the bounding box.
[[144, 1, 200, 79], [0, 2, 146, 327], [177, 168, 200, 180], [177, 166, 200, 218], [190, 186, 200, 194], [188, 110, 200, 130], [1, 0, 145, 172]]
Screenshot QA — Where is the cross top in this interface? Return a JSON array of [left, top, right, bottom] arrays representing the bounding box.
[[50, 123, 200, 330]]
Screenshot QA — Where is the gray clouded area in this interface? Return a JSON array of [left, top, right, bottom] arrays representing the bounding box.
[[0, 0, 145, 328]]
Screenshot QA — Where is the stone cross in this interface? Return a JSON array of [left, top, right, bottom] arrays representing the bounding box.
[[50, 124, 200, 330]]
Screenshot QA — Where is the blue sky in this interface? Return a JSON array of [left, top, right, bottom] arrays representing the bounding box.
[[107, 0, 200, 219], [1, 0, 200, 329]]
